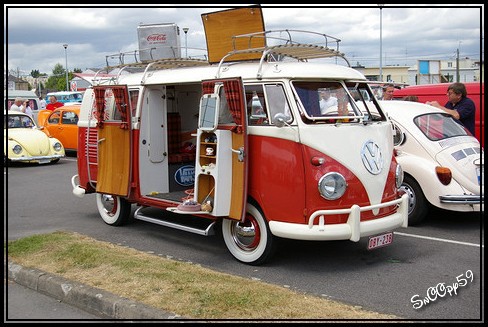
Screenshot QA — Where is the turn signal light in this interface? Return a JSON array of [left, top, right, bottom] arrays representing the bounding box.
[[435, 166, 452, 185], [311, 156, 325, 166]]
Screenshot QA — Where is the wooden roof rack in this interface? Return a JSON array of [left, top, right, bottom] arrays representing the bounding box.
[[216, 29, 350, 78]]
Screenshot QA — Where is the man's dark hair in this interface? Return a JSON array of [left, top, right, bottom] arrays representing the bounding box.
[[447, 82, 467, 98]]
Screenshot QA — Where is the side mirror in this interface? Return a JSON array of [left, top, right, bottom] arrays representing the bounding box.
[[273, 113, 289, 128]]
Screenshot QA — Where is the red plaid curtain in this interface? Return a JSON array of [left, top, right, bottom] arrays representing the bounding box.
[[202, 79, 244, 133], [202, 81, 216, 95], [223, 79, 244, 132], [94, 88, 106, 128], [113, 87, 130, 129]]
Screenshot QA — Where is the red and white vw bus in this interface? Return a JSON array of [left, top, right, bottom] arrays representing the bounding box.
[[71, 30, 408, 265]]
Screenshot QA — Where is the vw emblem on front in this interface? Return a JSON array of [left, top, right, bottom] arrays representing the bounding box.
[[361, 140, 383, 175]]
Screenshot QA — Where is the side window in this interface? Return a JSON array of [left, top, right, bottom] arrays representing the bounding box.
[[217, 87, 234, 124], [265, 84, 292, 124], [62, 111, 78, 125], [48, 112, 60, 124], [102, 90, 117, 121], [113, 102, 122, 121], [244, 85, 269, 125], [129, 90, 139, 118]]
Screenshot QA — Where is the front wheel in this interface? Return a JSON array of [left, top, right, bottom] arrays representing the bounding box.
[[221, 203, 276, 265], [96, 193, 131, 226]]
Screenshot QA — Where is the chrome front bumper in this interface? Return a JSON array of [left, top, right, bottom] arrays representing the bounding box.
[[269, 194, 409, 241]]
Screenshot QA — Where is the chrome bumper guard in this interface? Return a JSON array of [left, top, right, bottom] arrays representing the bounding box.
[[269, 194, 408, 242]]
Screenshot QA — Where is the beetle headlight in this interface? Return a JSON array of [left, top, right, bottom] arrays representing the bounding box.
[[318, 172, 347, 200], [12, 144, 22, 154], [395, 164, 404, 189], [53, 142, 63, 152]]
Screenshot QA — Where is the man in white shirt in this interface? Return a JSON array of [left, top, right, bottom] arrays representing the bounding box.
[[39, 96, 47, 109], [10, 98, 24, 112], [319, 89, 338, 114]]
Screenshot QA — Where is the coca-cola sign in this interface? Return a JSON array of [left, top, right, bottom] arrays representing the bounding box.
[[147, 34, 167, 44]]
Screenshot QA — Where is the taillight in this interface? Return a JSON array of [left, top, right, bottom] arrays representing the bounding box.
[[435, 166, 452, 185]]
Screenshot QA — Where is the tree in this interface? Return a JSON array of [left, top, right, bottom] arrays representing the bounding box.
[[45, 63, 68, 91], [31, 69, 41, 78]]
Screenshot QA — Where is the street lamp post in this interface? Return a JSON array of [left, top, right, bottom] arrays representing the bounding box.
[[182, 27, 189, 58], [63, 44, 69, 91], [378, 4, 384, 82]]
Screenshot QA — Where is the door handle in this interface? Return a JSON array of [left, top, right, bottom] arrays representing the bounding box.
[[98, 138, 106, 144], [231, 147, 245, 162]]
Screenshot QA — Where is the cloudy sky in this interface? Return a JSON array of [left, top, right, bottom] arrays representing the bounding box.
[[4, 4, 484, 76]]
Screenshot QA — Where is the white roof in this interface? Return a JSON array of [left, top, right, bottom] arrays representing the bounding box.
[[112, 60, 366, 87]]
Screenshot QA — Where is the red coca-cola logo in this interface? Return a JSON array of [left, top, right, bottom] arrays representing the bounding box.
[[147, 34, 167, 43]]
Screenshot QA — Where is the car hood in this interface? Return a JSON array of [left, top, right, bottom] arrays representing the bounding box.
[[6, 128, 54, 155], [435, 138, 483, 194]]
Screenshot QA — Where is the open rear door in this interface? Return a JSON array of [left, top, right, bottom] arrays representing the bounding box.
[[196, 78, 248, 221], [93, 85, 132, 196]]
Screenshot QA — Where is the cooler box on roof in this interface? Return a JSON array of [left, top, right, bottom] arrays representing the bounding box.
[[137, 23, 181, 61]]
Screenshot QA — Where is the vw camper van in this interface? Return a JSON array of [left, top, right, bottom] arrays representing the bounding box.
[[71, 8, 407, 265]]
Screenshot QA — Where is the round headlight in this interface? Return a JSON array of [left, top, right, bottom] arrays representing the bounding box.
[[53, 142, 63, 152], [395, 164, 404, 189], [318, 172, 347, 200], [12, 144, 22, 154]]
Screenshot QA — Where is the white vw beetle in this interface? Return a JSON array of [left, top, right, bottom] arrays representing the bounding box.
[[380, 100, 483, 225]]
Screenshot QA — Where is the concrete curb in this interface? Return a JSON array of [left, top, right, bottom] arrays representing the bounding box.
[[7, 261, 183, 320]]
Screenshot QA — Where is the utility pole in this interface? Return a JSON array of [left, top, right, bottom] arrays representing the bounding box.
[[63, 44, 69, 91], [456, 47, 460, 83], [378, 4, 384, 82], [183, 27, 189, 58]]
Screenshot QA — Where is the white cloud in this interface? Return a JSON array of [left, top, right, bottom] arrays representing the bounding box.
[[5, 4, 483, 75]]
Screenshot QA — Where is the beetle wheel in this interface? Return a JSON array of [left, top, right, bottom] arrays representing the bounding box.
[[399, 175, 429, 225]]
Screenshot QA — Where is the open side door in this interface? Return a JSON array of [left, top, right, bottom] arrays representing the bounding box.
[[93, 85, 132, 196], [194, 78, 248, 221]]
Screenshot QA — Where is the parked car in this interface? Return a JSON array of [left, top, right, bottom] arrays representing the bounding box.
[[45, 91, 83, 104], [4, 110, 65, 165], [38, 104, 80, 152], [380, 100, 483, 225], [393, 82, 484, 147], [5, 90, 42, 124]]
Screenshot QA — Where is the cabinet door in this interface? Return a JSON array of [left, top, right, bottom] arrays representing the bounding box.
[[200, 78, 248, 221]]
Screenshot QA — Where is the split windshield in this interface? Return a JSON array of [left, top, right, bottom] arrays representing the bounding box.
[[292, 81, 385, 123]]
